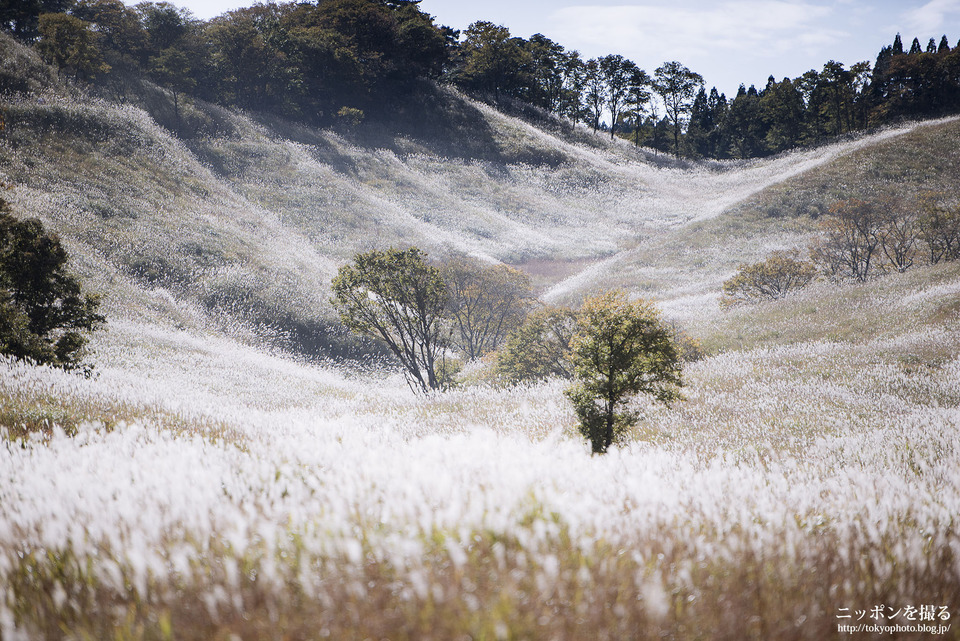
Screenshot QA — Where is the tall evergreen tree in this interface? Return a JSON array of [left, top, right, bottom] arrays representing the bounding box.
[[910, 37, 922, 54], [707, 88, 729, 158], [927, 38, 937, 53], [849, 60, 872, 129], [796, 69, 826, 143], [893, 33, 904, 55], [760, 76, 805, 153], [939, 35, 951, 53], [820, 60, 852, 135], [724, 84, 765, 158], [684, 86, 711, 157]]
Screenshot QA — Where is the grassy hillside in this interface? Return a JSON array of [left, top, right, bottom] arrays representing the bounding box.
[[2, 32, 960, 641], [545, 116, 960, 319], [9, 31, 957, 353]]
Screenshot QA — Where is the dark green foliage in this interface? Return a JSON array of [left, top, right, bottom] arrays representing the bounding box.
[[36, 12, 109, 81], [724, 84, 765, 158], [760, 77, 805, 153], [6, 0, 960, 162], [0, 0, 73, 40], [599, 54, 638, 139], [331, 248, 447, 393], [0, 198, 104, 370], [454, 21, 527, 103], [565, 291, 682, 454], [683, 87, 711, 157]]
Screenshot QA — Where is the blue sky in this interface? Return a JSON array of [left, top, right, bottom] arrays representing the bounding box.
[[167, 0, 960, 96]]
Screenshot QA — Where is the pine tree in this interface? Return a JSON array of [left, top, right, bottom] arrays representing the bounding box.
[[707, 88, 728, 158], [684, 86, 712, 157], [893, 33, 904, 55], [910, 37, 922, 54], [939, 35, 951, 53], [927, 38, 937, 53], [760, 77, 805, 153]]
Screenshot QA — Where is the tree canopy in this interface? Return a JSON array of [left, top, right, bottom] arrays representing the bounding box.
[[5, 3, 960, 157], [565, 291, 682, 454], [0, 198, 104, 370], [330, 247, 448, 393]]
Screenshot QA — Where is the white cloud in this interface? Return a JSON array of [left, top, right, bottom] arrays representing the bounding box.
[[546, 1, 843, 62], [901, 0, 960, 35]]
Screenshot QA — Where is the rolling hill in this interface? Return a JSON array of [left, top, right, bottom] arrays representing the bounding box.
[[2, 31, 960, 641]]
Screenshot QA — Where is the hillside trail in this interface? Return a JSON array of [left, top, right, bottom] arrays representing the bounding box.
[[541, 116, 960, 304]]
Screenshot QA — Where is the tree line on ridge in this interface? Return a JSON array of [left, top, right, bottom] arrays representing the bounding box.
[[3, 1, 960, 159]]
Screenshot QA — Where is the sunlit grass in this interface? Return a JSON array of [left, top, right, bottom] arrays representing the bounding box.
[[3, 258, 960, 639]]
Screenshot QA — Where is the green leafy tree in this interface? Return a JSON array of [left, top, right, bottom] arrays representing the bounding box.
[[652, 60, 704, 156], [442, 256, 532, 361], [565, 291, 682, 454], [37, 12, 110, 82], [0, 198, 104, 370], [559, 50, 587, 126], [796, 69, 827, 144], [724, 84, 765, 158], [71, 0, 148, 84], [523, 33, 566, 111], [583, 58, 605, 132], [819, 60, 853, 135], [331, 248, 447, 393], [624, 66, 651, 146], [135, 1, 192, 50], [683, 86, 711, 157], [149, 46, 195, 123], [456, 20, 526, 102], [205, 6, 292, 110], [722, 250, 817, 305], [495, 305, 577, 384], [599, 54, 637, 139], [848, 61, 872, 129]]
